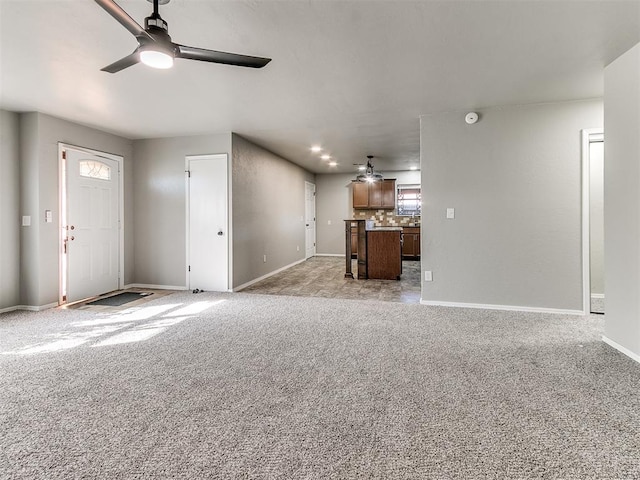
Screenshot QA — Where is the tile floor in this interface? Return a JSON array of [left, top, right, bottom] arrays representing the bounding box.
[[241, 256, 421, 304]]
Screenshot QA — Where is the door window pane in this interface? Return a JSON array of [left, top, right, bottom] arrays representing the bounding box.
[[79, 160, 111, 180]]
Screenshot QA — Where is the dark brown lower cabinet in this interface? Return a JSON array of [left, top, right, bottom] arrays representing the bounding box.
[[367, 230, 402, 280], [402, 227, 421, 259]]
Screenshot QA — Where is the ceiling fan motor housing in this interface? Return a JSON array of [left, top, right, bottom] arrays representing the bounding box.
[[145, 15, 169, 33], [142, 13, 175, 56]]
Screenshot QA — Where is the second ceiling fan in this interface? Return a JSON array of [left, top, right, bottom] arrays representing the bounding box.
[[94, 0, 272, 73]]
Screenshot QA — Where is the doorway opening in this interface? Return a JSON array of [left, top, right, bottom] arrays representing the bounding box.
[[58, 144, 124, 305], [581, 129, 604, 314]]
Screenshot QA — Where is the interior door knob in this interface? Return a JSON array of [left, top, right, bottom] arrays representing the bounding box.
[[217, 230, 224, 236]]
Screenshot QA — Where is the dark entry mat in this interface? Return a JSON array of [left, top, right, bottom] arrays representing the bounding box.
[[86, 292, 151, 307]]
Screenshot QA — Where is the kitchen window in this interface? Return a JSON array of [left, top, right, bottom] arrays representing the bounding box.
[[397, 184, 421, 216]]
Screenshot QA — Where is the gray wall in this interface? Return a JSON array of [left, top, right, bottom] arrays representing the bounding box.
[[0, 110, 21, 310], [315, 170, 421, 255], [19, 114, 40, 307], [420, 99, 603, 311], [315, 173, 355, 255], [132, 133, 232, 287], [19, 113, 133, 308], [232, 134, 315, 288], [604, 42, 640, 357]]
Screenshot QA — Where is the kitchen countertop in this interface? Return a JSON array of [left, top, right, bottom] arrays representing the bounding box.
[[366, 227, 403, 232]]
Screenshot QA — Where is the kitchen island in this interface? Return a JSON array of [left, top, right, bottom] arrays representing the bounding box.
[[344, 221, 402, 280]]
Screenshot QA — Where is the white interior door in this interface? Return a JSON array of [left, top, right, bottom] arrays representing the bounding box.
[[65, 148, 120, 302], [589, 138, 605, 314], [187, 154, 228, 292], [305, 181, 316, 258]]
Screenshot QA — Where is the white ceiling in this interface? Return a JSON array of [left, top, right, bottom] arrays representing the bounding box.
[[1, 0, 639, 173]]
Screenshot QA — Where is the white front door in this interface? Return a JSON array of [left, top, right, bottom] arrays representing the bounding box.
[[187, 154, 228, 292], [65, 148, 120, 302], [305, 182, 316, 258]]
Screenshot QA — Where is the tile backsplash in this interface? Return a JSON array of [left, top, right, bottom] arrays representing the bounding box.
[[353, 209, 420, 227]]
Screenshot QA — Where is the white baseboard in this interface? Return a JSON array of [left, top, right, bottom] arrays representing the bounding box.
[[0, 305, 23, 314], [315, 253, 345, 257], [602, 336, 640, 365], [591, 293, 605, 299], [420, 299, 583, 315], [234, 258, 307, 292], [0, 302, 59, 314], [124, 284, 188, 291]]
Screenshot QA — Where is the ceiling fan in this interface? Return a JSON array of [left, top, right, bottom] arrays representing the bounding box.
[[356, 156, 384, 183], [94, 0, 272, 73]]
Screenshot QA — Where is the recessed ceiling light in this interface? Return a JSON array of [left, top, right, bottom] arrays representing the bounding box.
[[311, 146, 322, 153], [328, 161, 338, 167], [321, 154, 331, 160], [410, 166, 418, 171]]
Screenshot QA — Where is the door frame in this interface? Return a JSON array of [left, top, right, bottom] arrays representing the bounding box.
[[185, 153, 231, 291], [581, 129, 604, 315], [58, 143, 124, 305]]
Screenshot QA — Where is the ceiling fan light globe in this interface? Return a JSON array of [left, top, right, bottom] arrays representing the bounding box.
[[140, 49, 174, 69]]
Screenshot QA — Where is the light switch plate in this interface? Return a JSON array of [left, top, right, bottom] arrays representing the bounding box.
[[446, 208, 455, 219], [22, 215, 31, 227], [424, 271, 433, 282]]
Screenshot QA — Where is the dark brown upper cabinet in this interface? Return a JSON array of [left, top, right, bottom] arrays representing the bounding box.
[[352, 179, 396, 209]]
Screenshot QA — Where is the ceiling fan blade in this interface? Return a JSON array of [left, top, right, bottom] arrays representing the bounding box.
[[175, 44, 271, 68], [94, 0, 152, 41], [101, 50, 140, 73]]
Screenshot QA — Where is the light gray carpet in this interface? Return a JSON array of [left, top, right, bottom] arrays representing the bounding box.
[[1, 292, 639, 479]]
